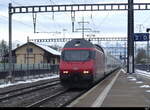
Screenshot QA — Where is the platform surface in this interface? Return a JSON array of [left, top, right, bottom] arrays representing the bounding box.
[[68, 69, 150, 107], [101, 70, 150, 107]]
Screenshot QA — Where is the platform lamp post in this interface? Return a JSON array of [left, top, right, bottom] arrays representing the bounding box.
[[146, 28, 150, 72]]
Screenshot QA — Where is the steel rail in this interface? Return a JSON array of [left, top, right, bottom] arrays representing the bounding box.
[[0, 78, 59, 95], [0, 80, 60, 102], [26, 89, 68, 107]]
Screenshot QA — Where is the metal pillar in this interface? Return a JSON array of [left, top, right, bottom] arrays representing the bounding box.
[[32, 13, 37, 33], [127, 0, 134, 74], [147, 38, 149, 71], [27, 36, 30, 79], [71, 11, 75, 32], [8, 3, 13, 82], [124, 42, 127, 66], [82, 17, 84, 39], [146, 28, 150, 71]]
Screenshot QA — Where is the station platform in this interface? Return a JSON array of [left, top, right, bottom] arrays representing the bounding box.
[[101, 69, 150, 107], [68, 69, 150, 107]]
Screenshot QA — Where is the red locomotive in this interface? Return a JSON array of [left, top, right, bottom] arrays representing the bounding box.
[[59, 39, 121, 88]]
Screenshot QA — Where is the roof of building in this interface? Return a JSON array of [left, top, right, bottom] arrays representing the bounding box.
[[13, 42, 61, 56], [33, 43, 61, 56]]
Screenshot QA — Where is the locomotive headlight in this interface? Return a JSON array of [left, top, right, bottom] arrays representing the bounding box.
[[83, 70, 89, 74], [63, 71, 69, 74]]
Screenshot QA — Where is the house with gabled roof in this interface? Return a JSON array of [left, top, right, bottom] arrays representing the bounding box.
[[12, 42, 60, 64]]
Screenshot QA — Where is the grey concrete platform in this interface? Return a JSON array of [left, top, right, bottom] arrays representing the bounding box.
[[68, 69, 150, 107], [101, 70, 150, 107]]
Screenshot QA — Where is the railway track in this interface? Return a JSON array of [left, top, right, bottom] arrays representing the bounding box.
[[17, 70, 120, 107], [0, 78, 59, 95], [27, 89, 69, 107], [26, 74, 116, 107], [26, 88, 88, 107], [0, 69, 121, 107], [0, 79, 60, 103]]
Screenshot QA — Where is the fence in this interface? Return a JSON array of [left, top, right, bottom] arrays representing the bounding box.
[[0, 63, 52, 72], [135, 64, 150, 71], [0, 63, 59, 80]]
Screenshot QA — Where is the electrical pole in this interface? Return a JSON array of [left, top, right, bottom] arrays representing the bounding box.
[[124, 42, 127, 66], [26, 36, 29, 80], [81, 17, 84, 38], [146, 28, 150, 71], [8, 3, 13, 83], [63, 29, 67, 38], [137, 24, 144, 33], [127, 0, 134, 74], [76, 17, 91, 39], [71, 11, 75, 32], [32, 13, 37, 33]]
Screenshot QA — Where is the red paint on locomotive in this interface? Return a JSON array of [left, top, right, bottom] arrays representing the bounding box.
[[59, 39, 121, 88]]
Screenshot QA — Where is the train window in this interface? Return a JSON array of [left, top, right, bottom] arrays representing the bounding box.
[[90, 51, 95, 59], [62, 50, 90, 61]]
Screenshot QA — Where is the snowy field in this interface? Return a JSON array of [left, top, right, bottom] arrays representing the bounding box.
[[0, 74, 59, 88]]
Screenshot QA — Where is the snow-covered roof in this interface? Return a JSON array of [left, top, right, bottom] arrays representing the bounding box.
[[32, 43, 61, 56], [13, 42, 61, 56]]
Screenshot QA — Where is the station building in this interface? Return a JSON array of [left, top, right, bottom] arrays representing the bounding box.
[[10, 42, 61, 64]]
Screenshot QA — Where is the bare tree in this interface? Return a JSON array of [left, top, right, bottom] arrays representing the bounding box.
[[0, 40, 9, 63], [135, 48, 147, 64]]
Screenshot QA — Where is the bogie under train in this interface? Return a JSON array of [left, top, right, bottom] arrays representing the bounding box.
[[59, 39, 121, 88]]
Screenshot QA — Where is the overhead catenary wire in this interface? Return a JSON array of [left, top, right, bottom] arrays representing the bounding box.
[[6, 0, 52, 32], [0, 14, 33, 29], [48, 0, 56, 5], [6, 0, 110, 35], [4, 0, 150, 36], [10, 0, 23, 6], [142, 12, 150, 25]]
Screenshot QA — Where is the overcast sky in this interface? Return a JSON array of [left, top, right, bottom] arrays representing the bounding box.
[[1, 0, 150, 45]]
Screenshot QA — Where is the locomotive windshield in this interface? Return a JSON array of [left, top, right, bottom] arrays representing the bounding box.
[[62, 50, 90, 61]]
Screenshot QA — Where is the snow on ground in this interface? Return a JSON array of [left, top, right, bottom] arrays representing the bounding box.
[[136, 69, 150, 75], [129, 78, 137, 81], [0, 69, 149, 89], [136, 81, 143, 84], [145, 90, 150, 93], [135, 69, 150, 79], [0, 74, 59, 89], [140, 85, 150, 88], [127, 76, 137, 81], [127, 76, 135, 79], [135, 69, 150, 91]]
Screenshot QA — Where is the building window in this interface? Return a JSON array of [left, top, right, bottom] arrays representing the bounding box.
[[52, 59, 55, 64], [26, 48, 33, 54]]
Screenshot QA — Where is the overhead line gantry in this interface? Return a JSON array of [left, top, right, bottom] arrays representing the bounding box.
[[29, 37, 127, 42], [9, 3, 150, 13]]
